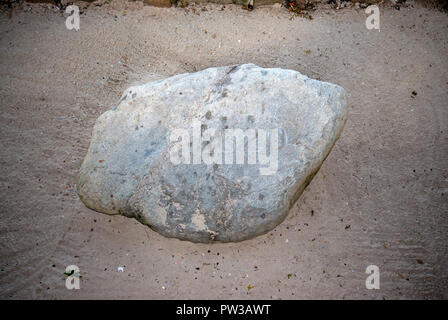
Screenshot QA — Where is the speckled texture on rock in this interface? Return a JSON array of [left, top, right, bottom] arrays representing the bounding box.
[[77, 64, 348, 242]]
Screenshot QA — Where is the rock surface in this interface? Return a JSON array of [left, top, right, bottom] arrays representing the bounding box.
[[77, 63, 348, 242]]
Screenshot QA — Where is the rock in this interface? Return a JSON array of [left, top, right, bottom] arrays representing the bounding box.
[[77, 64, 348, 243]]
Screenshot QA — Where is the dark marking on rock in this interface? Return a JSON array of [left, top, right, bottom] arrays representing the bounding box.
[[205, 111, 212, 120], [227, 65, 239, 74]]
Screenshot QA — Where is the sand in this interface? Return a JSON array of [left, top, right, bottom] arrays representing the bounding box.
[[0, 1, 447, 299]]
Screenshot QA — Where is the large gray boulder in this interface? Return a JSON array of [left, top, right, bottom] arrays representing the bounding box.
[[77, 64, 348, 243]]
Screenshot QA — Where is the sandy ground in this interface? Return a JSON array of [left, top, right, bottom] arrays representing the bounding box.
[[0, 1, 447, 300]]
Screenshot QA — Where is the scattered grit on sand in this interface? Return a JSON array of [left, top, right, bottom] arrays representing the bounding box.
[[0, 1, 447, 299]]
